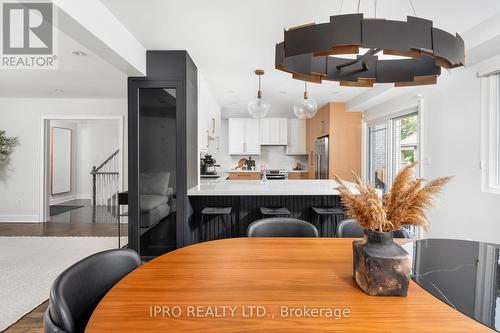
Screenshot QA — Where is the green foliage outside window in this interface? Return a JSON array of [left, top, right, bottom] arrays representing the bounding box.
[[400, 116, 417, 140]]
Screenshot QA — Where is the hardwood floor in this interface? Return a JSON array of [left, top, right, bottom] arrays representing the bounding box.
[[3, 301, 47, 333], [0, 199, 128, 237], [0, 222, 127, 237]]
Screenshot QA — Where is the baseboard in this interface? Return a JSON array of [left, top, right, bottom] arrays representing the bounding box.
[[50, 194, 78, 205], [77, 194, 92, 200], [0, 215, 41, 223]]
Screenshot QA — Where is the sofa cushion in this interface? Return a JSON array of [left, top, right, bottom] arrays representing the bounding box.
[[140, 195, 168, 213], [140, 172, 170, 196]]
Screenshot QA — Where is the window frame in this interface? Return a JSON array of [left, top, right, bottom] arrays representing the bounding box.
[[480, 73, 500, 194], [362, 101, 423, 190]]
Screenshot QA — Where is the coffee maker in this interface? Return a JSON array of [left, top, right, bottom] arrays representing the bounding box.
[[200, 154, 220, 176]]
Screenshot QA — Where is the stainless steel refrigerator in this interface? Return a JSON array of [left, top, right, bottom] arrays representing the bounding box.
[[314, 137, 329, 179]]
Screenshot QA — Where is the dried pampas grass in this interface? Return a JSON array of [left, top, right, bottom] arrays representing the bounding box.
[[333, 163, 452, 232]]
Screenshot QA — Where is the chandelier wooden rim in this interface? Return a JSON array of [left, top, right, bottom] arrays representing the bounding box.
[[275, 14, 465, 87]]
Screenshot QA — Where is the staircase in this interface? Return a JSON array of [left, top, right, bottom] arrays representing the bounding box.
[[91, 149, 120, 206]]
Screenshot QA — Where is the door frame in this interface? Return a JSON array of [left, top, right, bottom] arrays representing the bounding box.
[[39, 115, 124, 222]]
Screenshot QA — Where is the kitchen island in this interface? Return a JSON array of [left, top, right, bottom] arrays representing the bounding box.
[[186, 179, 354, 245]]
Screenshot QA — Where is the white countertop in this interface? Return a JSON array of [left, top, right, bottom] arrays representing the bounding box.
[[226, 170, 309, 174], [188, 179, 358, 196]]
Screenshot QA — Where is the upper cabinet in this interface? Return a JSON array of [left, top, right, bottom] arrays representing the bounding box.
[[306, 102, 362, 181], [198, 72, 221, 151], [260, 118, 287, 145], [286, 119, 307, 155], [229, 118, 260, 155]]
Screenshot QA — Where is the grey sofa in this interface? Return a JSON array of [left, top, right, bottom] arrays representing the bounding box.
[[139, 172, 173, 228]]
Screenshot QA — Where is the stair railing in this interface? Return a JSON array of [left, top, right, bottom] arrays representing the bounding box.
[[91, 149, 119, 206]]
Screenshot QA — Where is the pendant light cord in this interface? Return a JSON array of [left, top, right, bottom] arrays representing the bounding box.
[[257, 73, 262, 99], [304, 82, 309, 99], [357, 0, 361, 13], [409, 0, 417, 16], [338, 0, 344, 14], [374, 0, 377, 18]]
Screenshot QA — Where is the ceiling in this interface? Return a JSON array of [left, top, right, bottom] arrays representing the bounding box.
[[102, 0, 500, 117], [0, 27, 127, 99]]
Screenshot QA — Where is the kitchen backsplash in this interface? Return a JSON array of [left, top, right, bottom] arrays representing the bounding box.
[[206, 119, 308, 171]]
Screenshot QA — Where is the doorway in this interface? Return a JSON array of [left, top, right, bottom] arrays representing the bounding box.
[[39, 115, 124, 237]]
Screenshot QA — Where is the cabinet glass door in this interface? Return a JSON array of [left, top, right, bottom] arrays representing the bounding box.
[[138, 88, 177, 257]]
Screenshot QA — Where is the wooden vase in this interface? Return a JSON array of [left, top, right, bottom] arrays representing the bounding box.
[[352, 229, 411, 296]]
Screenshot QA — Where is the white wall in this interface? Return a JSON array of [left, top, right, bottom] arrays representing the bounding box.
[[364, 55, 500, 244], [77, 120, 119, 199], [210, 119, 308, 172], [0, 98, 126, 222]]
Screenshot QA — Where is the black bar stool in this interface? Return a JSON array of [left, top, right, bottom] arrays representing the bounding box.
[[259, 207, 291, 219], [311, 207, 344, 237], [200, 207, 232, 242]]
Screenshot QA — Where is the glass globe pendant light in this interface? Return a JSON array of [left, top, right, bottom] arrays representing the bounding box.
[[248, 69, 270, 119], [293, 82, 318, 119]]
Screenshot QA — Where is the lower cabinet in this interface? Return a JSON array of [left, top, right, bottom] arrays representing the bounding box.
[[288, 172, 309, 180], [228, 171, 262, 180]]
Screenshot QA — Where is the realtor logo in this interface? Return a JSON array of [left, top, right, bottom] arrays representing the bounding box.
[[1, 1, 58, 68]]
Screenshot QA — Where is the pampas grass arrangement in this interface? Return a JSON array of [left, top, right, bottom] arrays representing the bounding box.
[[333, 163, 452, 232]]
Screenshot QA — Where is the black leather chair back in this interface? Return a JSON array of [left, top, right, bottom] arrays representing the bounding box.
[[393, 227, 411, 238], [337, 219, 411, 238], [337, 219, 365, 237], [247, 218, 319, 237], [45, 249, 141, 333]]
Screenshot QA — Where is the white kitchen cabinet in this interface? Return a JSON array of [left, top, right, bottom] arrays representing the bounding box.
[[260, 118, 287, 145], [229, 118, 260, 155], [286, 119, 307, 155], [198, 72, 221, 152]]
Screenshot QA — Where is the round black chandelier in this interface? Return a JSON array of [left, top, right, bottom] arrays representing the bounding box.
[[275, 13, 465, 87]]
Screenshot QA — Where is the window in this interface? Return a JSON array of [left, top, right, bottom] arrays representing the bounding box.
[[365, 106, 421, 237], [366, 106, 421, 192], [481, 72, 500, 194], [392, 113, 419, 178], [368, 123, 388, 191]]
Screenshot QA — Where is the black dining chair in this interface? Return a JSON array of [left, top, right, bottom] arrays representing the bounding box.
[[44, 249, 142, 333], [247, 218, 319, 237], [336, 219, 411, 238]]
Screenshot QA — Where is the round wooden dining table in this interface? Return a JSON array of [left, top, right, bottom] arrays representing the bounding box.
[[86, 238, 492, 333]]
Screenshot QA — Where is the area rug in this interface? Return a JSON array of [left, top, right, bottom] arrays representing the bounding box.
[[0, 236, 127, 331], [49, 205, 84, 216]]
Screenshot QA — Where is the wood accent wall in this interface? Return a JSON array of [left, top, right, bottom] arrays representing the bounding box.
[[306, 102, 362, 181]]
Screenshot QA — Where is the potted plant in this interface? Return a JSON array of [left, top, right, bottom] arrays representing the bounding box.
[[0, 129, 18, 169], [334, 163, 451, 296]]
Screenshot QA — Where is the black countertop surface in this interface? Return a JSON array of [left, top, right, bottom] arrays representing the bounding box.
[[404, 239, 500, 331]]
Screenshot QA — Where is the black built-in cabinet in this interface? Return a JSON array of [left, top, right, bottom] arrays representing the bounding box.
[[128, 51, 198, 258]]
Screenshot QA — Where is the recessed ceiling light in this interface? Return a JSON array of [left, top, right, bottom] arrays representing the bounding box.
[[54, 89, 63, 93], [280, 90, 287, 94], [72, 50, 87, 57], [227, 90, 235, 93]]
